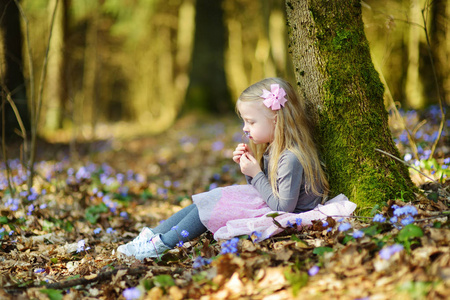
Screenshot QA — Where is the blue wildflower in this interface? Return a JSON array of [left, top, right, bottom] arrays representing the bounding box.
[[34, 268, 46, 274], [120, 211, 128, 219], [221, 238, 239, 254], [295, 218, 302, 226], [373, 214, 386, 223], [211, 141, 224, 151], [444, 157, 450, 164], [352, 230, 364, 239], [251, 231, 262, 242], [400, 215, 415, 226], [322, 221, 328, 227], [106, 227, 115, 234], [338, 222, 352, 232], [177, 241, 184, 247], [393, 205, 418, 217], [181, 230, 189, 238], [94, 228, 102, 234], [209, 182, 218, 190], [308, 265, 319, 276], [171, 226, 178, 231], [193, 256, 212, 269], [286, 221, 294, 228], [27, 204, 34, 216], [390, 216, 398, 224], [76, 240, 90, 253], [123, 287, 142, 300], [379, 244, 403, 260]]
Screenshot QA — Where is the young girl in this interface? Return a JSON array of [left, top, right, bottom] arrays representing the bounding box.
[[117, 78, 353, 260]]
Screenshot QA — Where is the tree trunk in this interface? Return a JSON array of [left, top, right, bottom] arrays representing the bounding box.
[[183, 0, 232, 114], [404, 0, 425, 109], [0, 0, 30, 138], [44, 0, 69, 130], [430, 0, 450, 106], [286, 0, 415, 211]]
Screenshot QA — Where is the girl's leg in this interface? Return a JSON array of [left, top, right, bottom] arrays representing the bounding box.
[[152, 204, 197, 234], [159, 205, 207, 248]]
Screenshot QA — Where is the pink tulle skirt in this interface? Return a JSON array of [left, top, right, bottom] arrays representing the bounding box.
[[192, 185, 356, 241]]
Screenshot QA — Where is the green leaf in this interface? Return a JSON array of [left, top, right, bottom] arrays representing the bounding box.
[[370, 204, 381, 216], [40, 289, 63, 300], [0, 216, 9, 224], [313, 247, 333, 256], [85, 203, 109, 224], [266, 212, 281, 218], [284, 269, 308, 296], [361, 225, 381, 237], [342, 234, 354, 244], [426, 192, 439, 203], [153, 274, 175, 288], [397, 224, 424, 241]]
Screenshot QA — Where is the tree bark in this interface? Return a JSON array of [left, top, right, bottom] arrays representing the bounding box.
[[430, 0, 450, 106], [405, 0, 425, 109], [286, 0, 415, 211], [183, 0, 232, 114], [44, 0, 69, 130], [0, 0, 30, 138]]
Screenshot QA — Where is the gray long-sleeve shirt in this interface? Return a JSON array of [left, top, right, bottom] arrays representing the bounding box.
[[246, 150, 323, 213]]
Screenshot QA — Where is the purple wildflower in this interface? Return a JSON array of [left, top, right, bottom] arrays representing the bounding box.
[[123, 287, 142, 300], [308, 265, 319, 276]]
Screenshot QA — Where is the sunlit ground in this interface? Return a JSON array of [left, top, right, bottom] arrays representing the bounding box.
[[0, 107, 448, 299]]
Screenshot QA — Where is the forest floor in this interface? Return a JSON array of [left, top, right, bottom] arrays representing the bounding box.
[[0, 110, 449, 300]]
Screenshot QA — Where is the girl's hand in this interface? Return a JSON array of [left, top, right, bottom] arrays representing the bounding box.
[[239, 152, 261, 178], [232, 143, 250, 164]]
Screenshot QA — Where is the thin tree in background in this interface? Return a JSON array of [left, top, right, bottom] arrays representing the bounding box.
[[286, 0, 415, 211], [183, 0, 232, 114], [0, 0, 30, 138]]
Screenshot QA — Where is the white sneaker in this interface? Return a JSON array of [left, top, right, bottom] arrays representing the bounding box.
[[133, 234, 171, 260], [117, 227, 156, 257]]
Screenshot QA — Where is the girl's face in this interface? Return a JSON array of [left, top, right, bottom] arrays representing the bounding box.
[[238, 101, 276, 145]]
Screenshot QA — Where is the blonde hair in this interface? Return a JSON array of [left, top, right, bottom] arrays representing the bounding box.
[[237, 77, 329, 198]]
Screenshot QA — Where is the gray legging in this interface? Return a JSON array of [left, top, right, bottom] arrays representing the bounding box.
[[152, 204, 207, 248]]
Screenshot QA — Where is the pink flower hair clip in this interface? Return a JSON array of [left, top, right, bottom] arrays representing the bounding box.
[[260, 84, 288, 110]]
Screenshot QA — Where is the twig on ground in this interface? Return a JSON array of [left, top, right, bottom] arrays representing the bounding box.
[[5, 265, 182, 294]]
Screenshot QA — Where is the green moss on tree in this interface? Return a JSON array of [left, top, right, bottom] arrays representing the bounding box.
[[307, 0, 415, 211]]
